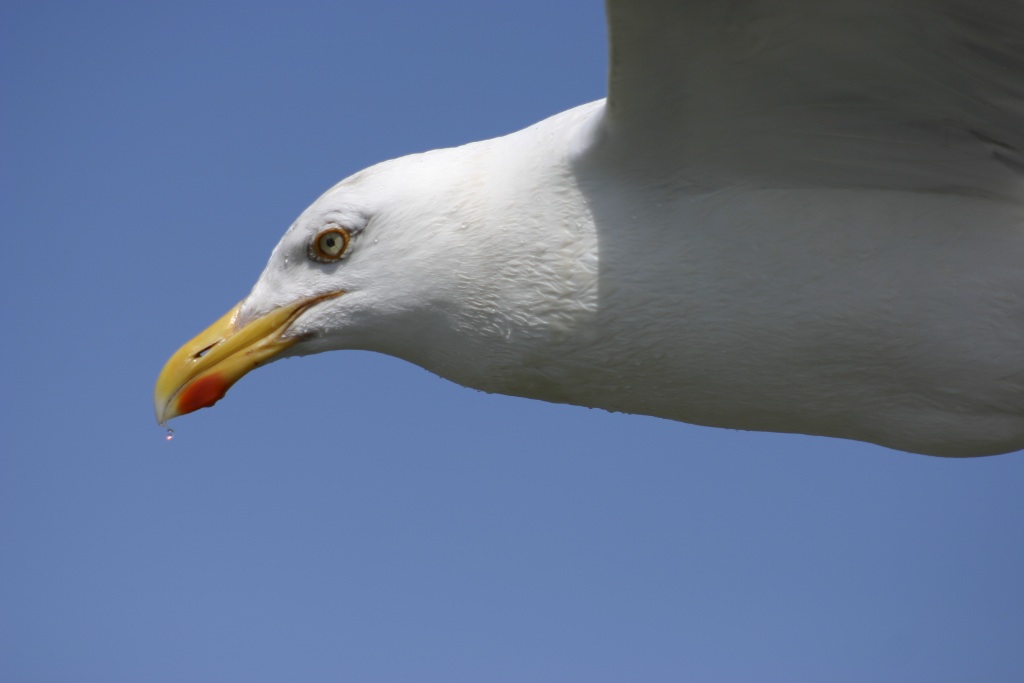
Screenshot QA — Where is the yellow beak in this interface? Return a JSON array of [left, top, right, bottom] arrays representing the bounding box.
[[154, 291, 342, 425]]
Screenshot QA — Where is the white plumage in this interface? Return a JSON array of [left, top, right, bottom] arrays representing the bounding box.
[[157, 0, 1024, 456]]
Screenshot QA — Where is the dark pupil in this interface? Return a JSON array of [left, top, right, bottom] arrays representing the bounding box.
[[323, 235, 339, 251]]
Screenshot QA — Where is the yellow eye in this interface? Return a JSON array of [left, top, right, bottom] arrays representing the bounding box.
[[309, 227, 351, 262]]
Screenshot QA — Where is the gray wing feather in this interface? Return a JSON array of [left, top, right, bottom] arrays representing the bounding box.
[[604, 0, 1024, 197]]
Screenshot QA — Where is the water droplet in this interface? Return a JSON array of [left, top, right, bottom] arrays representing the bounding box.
[[165, 428, 175, 442]]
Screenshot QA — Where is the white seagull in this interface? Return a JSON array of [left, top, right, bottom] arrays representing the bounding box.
[[155, 0, 1024, 457]]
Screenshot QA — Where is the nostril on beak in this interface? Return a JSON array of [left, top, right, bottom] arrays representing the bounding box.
[[195, 342, 218, 359]]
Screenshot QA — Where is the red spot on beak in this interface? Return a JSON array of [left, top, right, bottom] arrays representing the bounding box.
[[177, 373, 231, 416]]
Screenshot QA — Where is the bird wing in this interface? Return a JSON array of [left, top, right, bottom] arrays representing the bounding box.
[[603, 0, 1024, 197]]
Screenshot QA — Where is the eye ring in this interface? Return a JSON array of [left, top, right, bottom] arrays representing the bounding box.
[[309, 226, 351, 263]]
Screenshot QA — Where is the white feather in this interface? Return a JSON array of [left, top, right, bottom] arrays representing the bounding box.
[[240, 1, 1024, 456]]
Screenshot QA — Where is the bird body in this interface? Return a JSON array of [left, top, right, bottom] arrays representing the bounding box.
[[157, 0, 1024, 456]]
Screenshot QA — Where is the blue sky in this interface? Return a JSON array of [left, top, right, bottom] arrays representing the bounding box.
[[3, 1, 1023, 680]]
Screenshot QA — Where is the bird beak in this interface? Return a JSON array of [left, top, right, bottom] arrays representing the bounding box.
[[154, 291, 343, 425]]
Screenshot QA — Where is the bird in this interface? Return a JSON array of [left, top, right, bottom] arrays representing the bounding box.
[[155, 0, 1024, 457]]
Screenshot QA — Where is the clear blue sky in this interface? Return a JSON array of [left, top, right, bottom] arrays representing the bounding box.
[[3, 1, 1023, 681]]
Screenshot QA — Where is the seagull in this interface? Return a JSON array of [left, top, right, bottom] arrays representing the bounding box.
[[155, 0, 1024, 457]]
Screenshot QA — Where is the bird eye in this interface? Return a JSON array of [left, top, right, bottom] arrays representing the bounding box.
[[309, 227, 351, 263]]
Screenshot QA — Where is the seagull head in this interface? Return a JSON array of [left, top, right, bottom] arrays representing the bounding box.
[[154, 147, 482, 425]]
